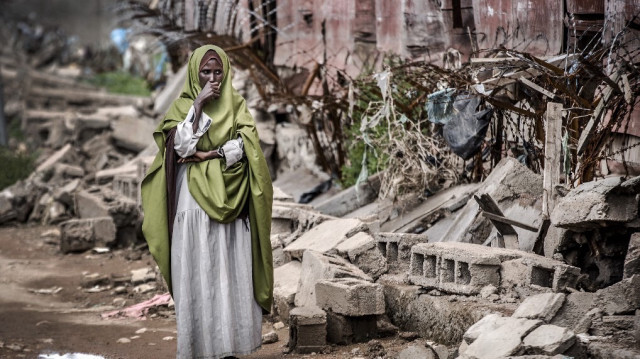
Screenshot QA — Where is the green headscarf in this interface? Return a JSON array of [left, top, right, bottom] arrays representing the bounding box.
[[140, 45, 274, 312]]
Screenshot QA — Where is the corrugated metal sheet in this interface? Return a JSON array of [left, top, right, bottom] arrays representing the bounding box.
[[472, 0, 563, 56]]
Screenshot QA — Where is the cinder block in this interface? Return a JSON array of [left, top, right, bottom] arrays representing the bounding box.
[[501, 254, 580, 292], [408, 242, 518, 295], [112, 174, 139, 204], [273, 260, 301, 324], [326, 311, 377, 344], [374, 232, 428, 273], [289, 306, 327, 354], [315, 278, 385, 316]]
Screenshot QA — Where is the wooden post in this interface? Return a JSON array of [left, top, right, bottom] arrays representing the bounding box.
[[542, 102, 563, 219]]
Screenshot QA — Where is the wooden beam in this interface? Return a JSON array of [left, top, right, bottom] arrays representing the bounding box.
[[542, 102, 563, 219], [473, 194, 519, 249], [577, 72, 620, 155], [480, 211, 538, 232], [519, 77, 557, 100]]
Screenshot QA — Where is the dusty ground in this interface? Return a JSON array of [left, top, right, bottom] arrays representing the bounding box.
[[0, 225, 417, 359]]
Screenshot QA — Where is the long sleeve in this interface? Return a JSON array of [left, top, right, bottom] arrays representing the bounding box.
[[174, 106, 212, 158], [222, 137, 244, 168]]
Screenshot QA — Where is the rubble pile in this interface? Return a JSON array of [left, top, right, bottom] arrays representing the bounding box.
[[256, 155, 640, 358], [0, 45, 154, 250]]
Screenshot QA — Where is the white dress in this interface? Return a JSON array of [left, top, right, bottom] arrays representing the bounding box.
[[171, 106, 262, 359]]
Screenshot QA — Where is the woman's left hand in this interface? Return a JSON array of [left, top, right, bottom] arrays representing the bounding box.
[[177, 151, 211, 163]]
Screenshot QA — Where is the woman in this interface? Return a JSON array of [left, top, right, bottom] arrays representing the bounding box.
[[141, 45, 273, 359]]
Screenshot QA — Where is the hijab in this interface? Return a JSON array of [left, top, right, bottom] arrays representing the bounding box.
[[141, 45, 274, 312]]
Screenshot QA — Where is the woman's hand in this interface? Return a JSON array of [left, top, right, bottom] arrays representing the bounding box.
[[177, 151, 212, 163], [194, 82, 220, 110]]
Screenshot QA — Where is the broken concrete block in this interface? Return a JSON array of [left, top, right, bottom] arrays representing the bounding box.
[[336, 231, 388, 280], [53, 178, 81, 207], [131, 267, 156, 285], [624, 233, 640, 279], [398, 344, 437, 359], [595, 275, 640, 315], [271, 218, 293, 235], [375, 232, 428, 273], [284, 218, 367, 260], [464, 317, 542, 359], [0, 191, 16, 224], [111, 115, 156, 152], [315, 278, 385, 316], [96, 162, 137, 185], [273, 260, 301, 323], [60, 217, 116, 253], [43, 200, 68, 225], [463, 313, 511, 344], [289, 306, 327, 354], [75, 189, 109, 218], [513, 293, 565, 322], [54, 163, 85, 178], [273, 186, 294, 202], [36, 143, 72, 172], [409, 242, 519, 295], [551, 292, 596, 332], [325, 311, 377, 344], [551, 176, 639, 229], [271, 234, 287, 268], [295, 250, 371, 308], [523, 325, 576, 355], [501, 254, 580, 293]]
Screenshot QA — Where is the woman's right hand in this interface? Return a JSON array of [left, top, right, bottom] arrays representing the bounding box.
[[194, 82, 220, 111]]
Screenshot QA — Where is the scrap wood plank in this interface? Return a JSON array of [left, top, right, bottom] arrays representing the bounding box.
[[543, 102, 564, 219], [473, 194, 518, 249], [480, 211, 538, 232], [577, 72, 621, 155], [519, 77, 558, 100]]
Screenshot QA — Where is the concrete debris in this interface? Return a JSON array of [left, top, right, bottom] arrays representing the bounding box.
[[273, 260, 302, 323], [463, 313, 512, 345], [440, 158, 544, 251], [335, 231, 388, 280], [284, 218, 368, 260], [59, 217, 116, 253], [594, 275, 640, 315], [314, 174, 381, 218], [522, 325, 576, 355], [462, 317, 542, 358], [325, 310, 377, 344], [375, 232, 428, 273], [130, 267, 156, 285], [261, 331, 278, 344], [315, 278, 385, 316], [398, 344, 437, 359], [294, 250, 371, 308], [512, 293, 565, 322], [288, 306, 327, 354], [551, 176, 639, 229], [624, 233, 640, 279]]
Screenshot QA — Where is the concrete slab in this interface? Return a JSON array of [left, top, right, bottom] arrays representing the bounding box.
[[551, 176, 638, 229], [273, 260, 302, 323], [513, 293, 565, 322], [284, 218, 367, 260], [523, 325, 576, 355], [595, 275, 640, 315], [463, 313, 511, 344], [624, 233, 640, 279], [464, 317, 542, 359]]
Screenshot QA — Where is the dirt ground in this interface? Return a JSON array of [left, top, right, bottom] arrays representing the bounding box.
[[0, 225, 417, 359]]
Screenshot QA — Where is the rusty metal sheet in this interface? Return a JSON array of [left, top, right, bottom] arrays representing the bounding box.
[[472, 0, 563, 56], [566, 0, 605, 14]]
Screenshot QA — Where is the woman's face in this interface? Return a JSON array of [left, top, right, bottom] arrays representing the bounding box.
[[198, 53, 224, 88]]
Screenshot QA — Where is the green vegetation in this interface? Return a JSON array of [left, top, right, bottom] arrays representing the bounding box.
[[0, 147, 36, 191], [83, 71, 151, 96]]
